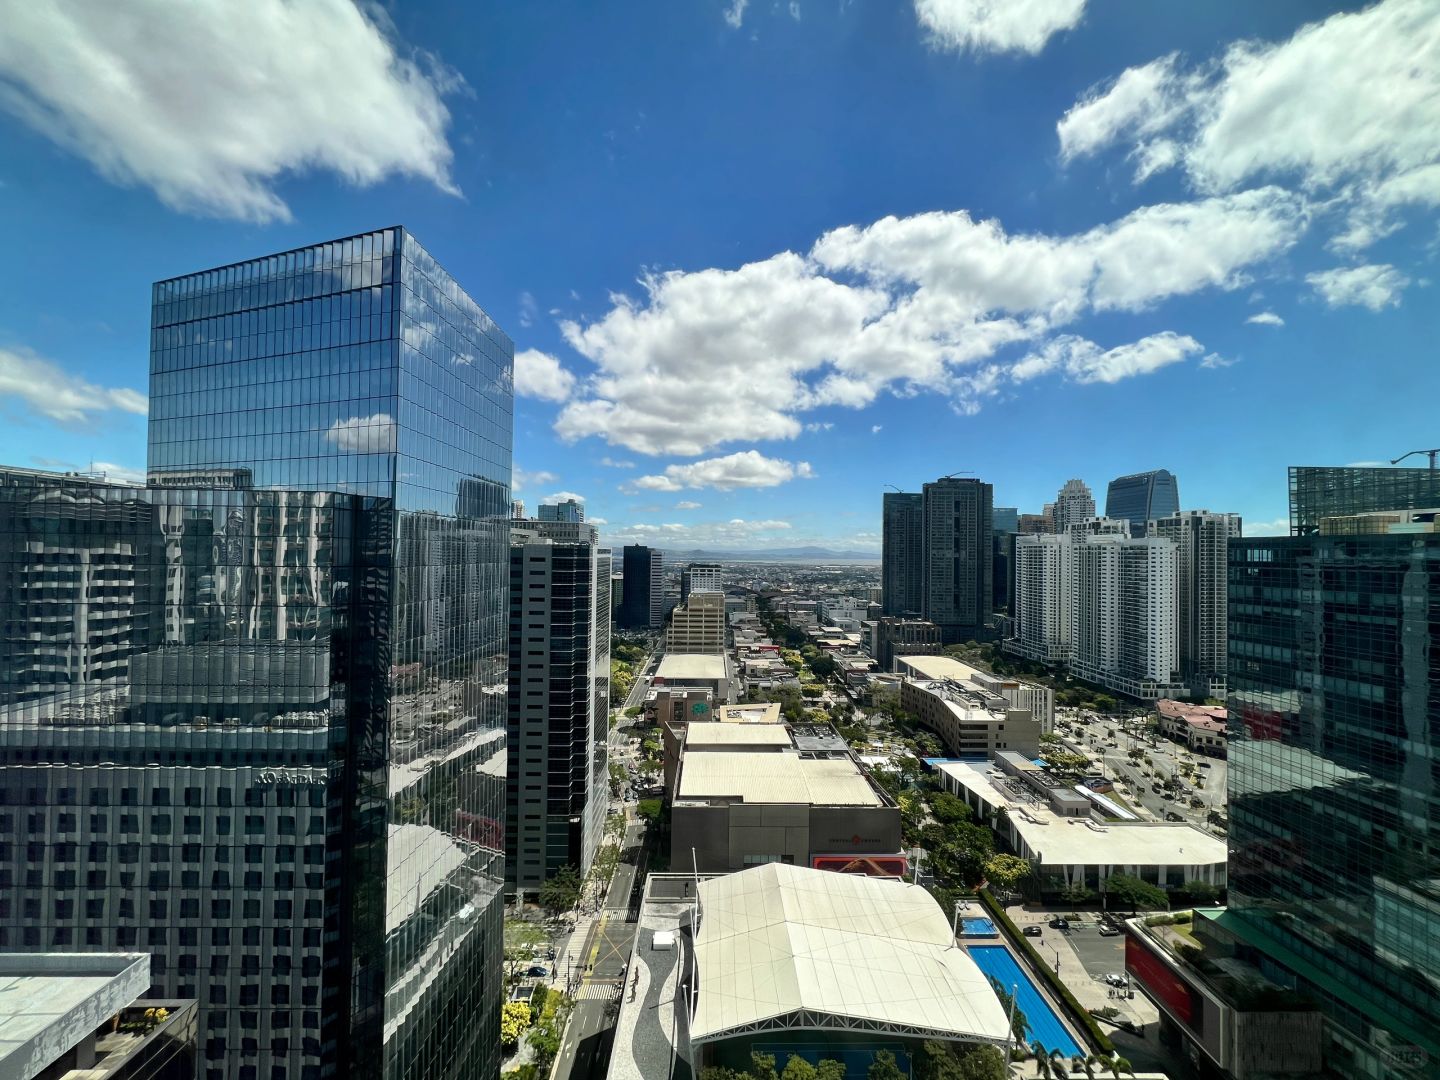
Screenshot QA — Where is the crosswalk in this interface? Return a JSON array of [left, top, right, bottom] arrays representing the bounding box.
[[575, 980, 620, 1002]]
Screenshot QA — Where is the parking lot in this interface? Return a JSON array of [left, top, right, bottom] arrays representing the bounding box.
[[1004, 904, 1158, 1026]]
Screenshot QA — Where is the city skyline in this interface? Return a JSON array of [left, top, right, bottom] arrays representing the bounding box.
[[1, 2, 1437, 553]]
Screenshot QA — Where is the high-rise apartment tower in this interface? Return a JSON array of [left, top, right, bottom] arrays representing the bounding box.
[[881, 492, 924, 616]]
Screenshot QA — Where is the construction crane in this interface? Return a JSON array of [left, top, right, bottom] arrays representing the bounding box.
[[1389, 448, 1440, 470]]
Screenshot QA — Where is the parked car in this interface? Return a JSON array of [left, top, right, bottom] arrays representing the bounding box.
[[1198, 761, 1212, 768], [1104, 973, 1129, 987], [1022, 925, 1043, 937], [1048, 917, 1070, 930], [1165, 811, 1186, 822], [525, 965, 549, 977]]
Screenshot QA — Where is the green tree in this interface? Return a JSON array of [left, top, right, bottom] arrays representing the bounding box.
[[1180, 879, 1221, 904], [636, 798, 663, 823], [503, 920, 548, 980], [500, 1001, 531, 1047], [984, 853, 1031, 893], [815, 1060, 846, 1080], [1032, 1045, 1067, 1079], [781, 1055, 818, 1080], [868, 1050, 906, 1080], [1059, 883, 1096, 908], [988, 977, 1029, 1045], [929, 791, 973, 825], [750, 1051, 780, 1080], [538, 865, 583, 917], [1104, 873, 1168, 912], [698, 1070, 743, 1080]]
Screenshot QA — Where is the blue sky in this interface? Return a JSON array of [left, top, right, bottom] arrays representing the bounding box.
[[1, 0, 1437, 549]]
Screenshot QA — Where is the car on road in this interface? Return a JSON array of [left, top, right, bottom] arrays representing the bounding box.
[[1022, 925, 1043, 937], [1198, 761, 1212, 768], [1098, 925, 1121, 937], [1103, 973, 1129, 987], [525, 965, 549, 977], [1048, 917, 1070, 930]]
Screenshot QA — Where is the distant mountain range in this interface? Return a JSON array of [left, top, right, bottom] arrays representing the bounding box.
[[656, 546, 881, 561]]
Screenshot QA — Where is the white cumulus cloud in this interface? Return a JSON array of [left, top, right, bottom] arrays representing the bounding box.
[[1056, 0, 1440, 252], [514, 349, 577, 402], [1306, 264, 1411, 311], [676, 501, 703, 510], [542, 490, 586, 505], [723, 0, 748, 28], [325, 413, 396, 454], [0, 346, 147, 424], [914, 0, 1086, 55], [511, 467, 557, 493], [1010, 332, 1203, 386], [0, 0, 461, 223], [631, 451, 814, 492], [1246, 311, 1285, 327]]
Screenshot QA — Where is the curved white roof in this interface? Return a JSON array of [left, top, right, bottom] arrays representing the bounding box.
[[690, 863, 1011, 1045]]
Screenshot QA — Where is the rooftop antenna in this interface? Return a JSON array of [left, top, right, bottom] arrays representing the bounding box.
[[940, 471, 975, 479], [883, 484, 905, 493], [1390, 449, 1440, 470]]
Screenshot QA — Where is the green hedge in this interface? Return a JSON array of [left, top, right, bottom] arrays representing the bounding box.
[[976, 890, 1114, 1055]]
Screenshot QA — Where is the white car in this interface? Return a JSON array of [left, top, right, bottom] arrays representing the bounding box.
[[1103, 973, 1129, 987]]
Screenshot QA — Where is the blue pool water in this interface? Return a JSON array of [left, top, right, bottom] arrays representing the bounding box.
[[965, 944, 1083, 1057], [960, 917, 998, 936]]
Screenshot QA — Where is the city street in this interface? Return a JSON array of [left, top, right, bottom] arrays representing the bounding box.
[[552, 818, 647, 1080]]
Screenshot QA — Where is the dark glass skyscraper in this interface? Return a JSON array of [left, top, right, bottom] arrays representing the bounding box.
[[881, 492, 924, 616], [1228, 531, 1440, 1076], [1104, 469, 1179, 537], [1289, 465, 1440, 535], [619, 545, 662, 629], [1, 228, 512, 1080], [920, 478, 993, 642]]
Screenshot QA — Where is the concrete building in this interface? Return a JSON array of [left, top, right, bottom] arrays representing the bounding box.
[[679, 563, 723, 603], [934, 760, 1227, 895], [894, 654, 1053, 732], [1150, 510, 1241, 698], [1104, 469, 1180, 537], [654, 653, 730, 702], [900, 677, 1041, 758], [0, 954, 196, 1080], [881, 492, 924, 616], [645, 686, 716, 729], [921, 477, 993, 643], [1012, 533, 1073, 665], [816, 596, 872, 632], [506, 522, 611, 897], [669, 723, 901, 872], [1155, 700, 1228, 756], [1071, 534, 1183, 700], [1318, 504, 1440, 534], [537, 498, 584, 523], [620, 545, 664, 629], [1017, 512, 1053, 535], [870, 616, 942, 671], [665, 591, 727, 654], [1052, 478, 1096, 535]]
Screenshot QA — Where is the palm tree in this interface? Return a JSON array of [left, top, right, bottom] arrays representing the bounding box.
[[1071, 1054, 1100, 1079], [1104, 1055, 1135, 1079], [1031, 1044, 1067, 1079]]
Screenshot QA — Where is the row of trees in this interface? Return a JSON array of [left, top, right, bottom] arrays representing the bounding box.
[[699, 1043, 1007, 1080]]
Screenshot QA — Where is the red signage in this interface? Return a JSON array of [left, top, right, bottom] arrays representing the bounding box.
[[1127, 935, 1197, 1028], [812, 854, 908, 877]]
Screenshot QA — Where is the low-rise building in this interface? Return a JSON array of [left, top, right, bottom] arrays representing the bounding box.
[[1156, 700, 1229, 757], [670, 722, 902, 872], [645, 686, 716, 727], [901, 678, 1041, 758], [933, 760, 1227, 895], [654, 653, 731, 702], [895, 654, 1054, 731], [660, 703, 783, 796]]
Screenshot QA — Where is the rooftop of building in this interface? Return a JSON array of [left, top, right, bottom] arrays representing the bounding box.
[[711, 702, 782, 724], [677, 749, 882, 807], [655, 654, 727, 680], [935, 760, 1227, 867], [0, 953, 152, 1078], [690, 863, 1011, 1045], [905, 678, 1011, 717], [1157, 699, 1228, 722], [684, 722, 793, 747]]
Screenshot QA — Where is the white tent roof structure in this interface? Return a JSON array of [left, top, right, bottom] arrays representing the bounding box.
[[688, 863, 1011, 1046]]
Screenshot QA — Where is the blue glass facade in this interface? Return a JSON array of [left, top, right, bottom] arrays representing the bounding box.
[[1228, 534, 1440, 1077], [0, 228, 512, 1080], [1289, 465, 1440, 536], [1103, 469, 1179, 536]]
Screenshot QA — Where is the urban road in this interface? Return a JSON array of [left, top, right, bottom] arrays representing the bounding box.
[[552, 818, 648, 1080]]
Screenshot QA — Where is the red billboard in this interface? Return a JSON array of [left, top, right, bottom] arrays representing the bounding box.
[[812, 854, 908, 877], [1127, 934, 1197, 1028]]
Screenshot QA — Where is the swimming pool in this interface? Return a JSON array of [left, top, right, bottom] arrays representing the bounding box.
[[965, 944, 1083, 1057], [960, 917, 998, 936]]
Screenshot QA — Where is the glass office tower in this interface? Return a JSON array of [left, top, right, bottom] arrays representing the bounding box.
[[0, 228, 512, 1080], [1289, 465, 1440, 535], [919, 478, 992, 642], [881, 492, 924, 617], [1103, 469, 1179, 537], [1228, 533, 1440, 1077]]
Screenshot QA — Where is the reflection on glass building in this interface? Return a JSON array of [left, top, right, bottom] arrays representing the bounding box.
[[1289, 465, 1440, 536], [1228, 526, 1440, 1078], [0, 228, 513, 1080]]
